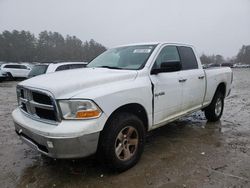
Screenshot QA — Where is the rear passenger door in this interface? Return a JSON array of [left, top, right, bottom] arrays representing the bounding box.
[[178, 46, 205, 112]]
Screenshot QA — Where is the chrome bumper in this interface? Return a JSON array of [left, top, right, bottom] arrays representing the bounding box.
[[14, 122, 100, 159]]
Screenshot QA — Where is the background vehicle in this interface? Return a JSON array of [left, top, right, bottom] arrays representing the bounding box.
[[12, 43, 233, 171], [207, 63, 221, 68], [233, 63, 250, 68], [1, 63, 31, 79], [0, 69, 7, 81], [28, 62, 87, 78], [221, 63, 234, 68], [0, 62, 6, 81]]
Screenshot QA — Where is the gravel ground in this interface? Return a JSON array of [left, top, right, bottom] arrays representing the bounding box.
[[0, 69, 249, 188]]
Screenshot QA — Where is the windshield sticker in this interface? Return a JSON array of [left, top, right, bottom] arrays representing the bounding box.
[[133, 49, 151, 53]]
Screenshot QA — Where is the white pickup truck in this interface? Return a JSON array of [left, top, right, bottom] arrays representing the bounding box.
[[12, 43, 233, 171]]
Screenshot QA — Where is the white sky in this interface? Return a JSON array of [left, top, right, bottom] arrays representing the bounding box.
[[0, 0, 249, 57]]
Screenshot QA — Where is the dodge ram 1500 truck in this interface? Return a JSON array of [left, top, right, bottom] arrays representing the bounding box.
[[12, 43, 233, 171]]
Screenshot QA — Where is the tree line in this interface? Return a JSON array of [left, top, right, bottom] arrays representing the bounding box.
[[200, 45, 250, 65], [0, 30, 107, 63], [0, 30, 249, 65]]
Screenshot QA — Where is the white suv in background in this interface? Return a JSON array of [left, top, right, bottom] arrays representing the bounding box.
[[1, 63, 32, 79], [0, 69, 7, 81], [28, 62, 87, 78]]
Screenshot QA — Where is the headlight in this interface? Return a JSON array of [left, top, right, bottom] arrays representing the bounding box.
[[58, 100, 102, 119], [16, 87, 21, 107]]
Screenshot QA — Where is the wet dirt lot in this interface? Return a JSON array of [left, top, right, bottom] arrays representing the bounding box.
[[0, 69, 249, 188]]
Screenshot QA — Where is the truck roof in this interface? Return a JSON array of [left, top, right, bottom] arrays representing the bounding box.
[[114, 42, 195, 48]]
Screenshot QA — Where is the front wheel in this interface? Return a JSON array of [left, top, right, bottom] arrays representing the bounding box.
[[204, 91, 224, 122], [98, 112, 145, 172]]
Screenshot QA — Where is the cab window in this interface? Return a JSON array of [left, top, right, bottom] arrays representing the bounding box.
[[153, 46, 180, 69], [178, 46, 198, 70]]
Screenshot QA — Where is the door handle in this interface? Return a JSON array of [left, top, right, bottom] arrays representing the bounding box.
[[179, 79, 187, 83], [198, 75, 205, 79]]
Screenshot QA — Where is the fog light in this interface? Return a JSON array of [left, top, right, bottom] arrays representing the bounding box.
[[47, 141, 54, 148]]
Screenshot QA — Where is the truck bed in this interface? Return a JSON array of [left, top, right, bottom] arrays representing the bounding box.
[[203, 67, 233, 107]]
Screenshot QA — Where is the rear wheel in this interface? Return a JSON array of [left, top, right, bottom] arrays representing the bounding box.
[[205, 91, 224, 122], [98, 112, 145, 172], [7, 72, 15, 81]]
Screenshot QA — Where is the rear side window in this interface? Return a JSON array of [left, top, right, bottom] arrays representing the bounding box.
[[69, 64, 86, 69], [55, 65, 70, 72], [55, 64, 86, 71], [4, 64, 27, 69], [4, 65, 17, 68], [20, 65, 28, 69], [178, 46, 198, 70]]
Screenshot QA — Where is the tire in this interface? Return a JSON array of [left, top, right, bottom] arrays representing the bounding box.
[[204, 91, 224, 122], [98, 112, 145, 172], [7, 72, 15, 81]]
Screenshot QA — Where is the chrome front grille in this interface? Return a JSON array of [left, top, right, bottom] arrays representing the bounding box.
[[17, 86, 59, 124]]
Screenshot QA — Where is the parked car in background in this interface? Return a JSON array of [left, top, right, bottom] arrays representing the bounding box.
[[1, 63, 31, 79], [233, 63, 250, 68], [207, 63, 221, 68], [202, 64, 209, 69], [0, 69, 7, 81], [28, 62, 87, 78], [0, 62, 6, 81], [221, 63, 234, 68]]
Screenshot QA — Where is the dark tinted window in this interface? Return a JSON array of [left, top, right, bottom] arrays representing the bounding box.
[[28, 65, 48, 77], [4, 64, 27, 69], [178, 46, 198, 70], [20, 65, 28, 69], [4, 65, 13, 68], [55, 65, 70, 72], [56, 64, 86, 71], [4, 65, 18, 69], [70, 64, 86, 69], [154, 46, 180, 69]]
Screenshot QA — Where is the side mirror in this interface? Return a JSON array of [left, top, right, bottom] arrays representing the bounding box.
[[151, 61, 181, 75]]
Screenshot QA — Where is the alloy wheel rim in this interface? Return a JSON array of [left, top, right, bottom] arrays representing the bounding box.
[[215, 98, 222, 116], [115, 126, 139, 161]]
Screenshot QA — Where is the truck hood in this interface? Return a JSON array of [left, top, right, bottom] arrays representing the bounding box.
[[19, 67, 138, 99]]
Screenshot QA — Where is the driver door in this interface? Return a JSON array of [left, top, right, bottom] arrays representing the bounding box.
[[150, 45, 183, 127]]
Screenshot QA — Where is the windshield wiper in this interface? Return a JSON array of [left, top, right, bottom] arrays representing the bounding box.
[[97, 66, 124, 70]]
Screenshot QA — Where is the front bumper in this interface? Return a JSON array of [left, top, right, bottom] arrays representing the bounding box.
[[12, 108, 105, 159], [1, 71, 8, 77]]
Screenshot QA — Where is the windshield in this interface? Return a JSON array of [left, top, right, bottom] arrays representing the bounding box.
[[28, 65, 48, 78], [87, 45, 156, 70]]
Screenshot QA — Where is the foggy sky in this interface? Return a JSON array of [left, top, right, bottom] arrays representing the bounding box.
[[0, 0, 249, 57]]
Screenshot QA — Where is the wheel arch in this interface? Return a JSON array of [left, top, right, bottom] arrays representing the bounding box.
[[96, 103, 148, 171], [97, 103, 149, 160], [215, 82, 226, 98], [204, 82, 225, 121], [102, 103, 149, 132]]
